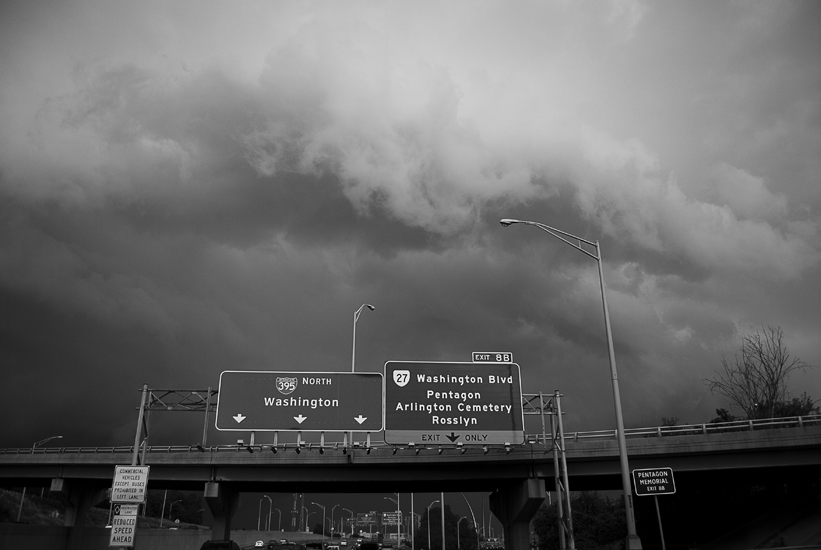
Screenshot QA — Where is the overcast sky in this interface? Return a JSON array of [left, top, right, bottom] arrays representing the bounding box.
[[2, 0, 820, 454]]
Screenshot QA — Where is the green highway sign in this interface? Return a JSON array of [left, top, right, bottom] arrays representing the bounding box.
[[216, 371, 383, 432], [383, 361, 524, 445]]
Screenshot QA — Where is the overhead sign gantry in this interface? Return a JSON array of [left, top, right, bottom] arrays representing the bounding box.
[[383, 361, 524, 445], [215, 371, 383, 432]]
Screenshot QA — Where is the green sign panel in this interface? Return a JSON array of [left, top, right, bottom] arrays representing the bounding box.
[[384, 361, 524, 445]]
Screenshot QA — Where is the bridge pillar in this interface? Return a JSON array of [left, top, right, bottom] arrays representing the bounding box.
[[50, 478, 107, 550], [489, 478, 546, 550], [204, 481, 240, 541]]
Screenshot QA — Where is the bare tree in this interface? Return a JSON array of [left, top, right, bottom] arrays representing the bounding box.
[[706, 326, 814, 419]]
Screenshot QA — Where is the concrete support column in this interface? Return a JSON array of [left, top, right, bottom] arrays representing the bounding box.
[[50, 478, 106, 550], [204, 481, 240, 541], [489, 479, 546, 550]]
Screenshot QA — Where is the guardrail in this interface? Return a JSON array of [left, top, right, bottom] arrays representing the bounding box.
[[558, 413, 821, 444], [2, 414, 819, 455]]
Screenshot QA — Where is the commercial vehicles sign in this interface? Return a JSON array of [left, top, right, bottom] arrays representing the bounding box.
[[111, 466, 149, 503], [216, 371, 383, 432], [384, 361, 524, 445]]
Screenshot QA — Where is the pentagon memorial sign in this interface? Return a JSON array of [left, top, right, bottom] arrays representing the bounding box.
[[216, 371, 383, 432], [632, 467, 676, 496], [384, 361, 524, 445]]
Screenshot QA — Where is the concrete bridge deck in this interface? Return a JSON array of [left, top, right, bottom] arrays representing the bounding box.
[[2, 415, 820, 493]]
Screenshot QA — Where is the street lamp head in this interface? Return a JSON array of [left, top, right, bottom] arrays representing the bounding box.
[[499, 218, 520, 227], [366, 304, 375, 311], [33, 435, 63, 448]]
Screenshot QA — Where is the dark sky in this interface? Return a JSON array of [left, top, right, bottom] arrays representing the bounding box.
[[1, 0, 820, 458]]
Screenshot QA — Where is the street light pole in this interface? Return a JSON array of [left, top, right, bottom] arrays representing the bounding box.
[[411, 513, 421, 550], [331, 504, 339, 538], [266, 495, 273, 531], [18, 436, 63, 522], [169, 500, 181, 525], [500, 218, 642, 549], [385, 494, 401, 544], [276, 508, 282, 531], [351, 304, 375, 372], [427, 500, 439, 550], [457, 517, 466, 549], [312, 502, 326, 542], [350, 303, 375, 446], [343, 508, 354, 537]]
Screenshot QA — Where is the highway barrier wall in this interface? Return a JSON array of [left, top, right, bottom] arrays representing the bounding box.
[[0, 525, 295, 550]]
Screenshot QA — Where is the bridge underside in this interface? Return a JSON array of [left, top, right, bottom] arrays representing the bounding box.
[[2, 426, 820, 550]]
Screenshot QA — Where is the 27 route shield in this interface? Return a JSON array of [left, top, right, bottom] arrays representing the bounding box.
[[384, 361, 524, 445], [216, 371, 383, 432]]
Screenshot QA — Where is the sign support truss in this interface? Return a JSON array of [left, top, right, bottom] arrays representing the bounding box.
[[131, 386, 218, 465], [522, 391, 575, 549]]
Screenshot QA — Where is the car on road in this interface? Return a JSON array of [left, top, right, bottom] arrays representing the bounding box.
[[255, 541, 265, 548]]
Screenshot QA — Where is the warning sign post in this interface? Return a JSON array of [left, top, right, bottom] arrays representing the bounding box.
[[109, 503, 138, 547], [110, 467, 148, 548]]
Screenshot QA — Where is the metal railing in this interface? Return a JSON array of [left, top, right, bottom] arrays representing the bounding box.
[[3, 413, 819, 455]]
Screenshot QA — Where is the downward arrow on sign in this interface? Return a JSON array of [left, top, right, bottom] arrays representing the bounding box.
[[446, 432, 460, 442], [354, 415, 367, 424], [294, 415, 307, 424], [233, 414, 246, 424]]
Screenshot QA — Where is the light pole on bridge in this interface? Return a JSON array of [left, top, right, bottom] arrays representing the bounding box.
[[500, 217, 641, 549], [18, 436, 62, 522]]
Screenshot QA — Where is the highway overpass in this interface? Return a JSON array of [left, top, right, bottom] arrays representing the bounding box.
[[2, 414, 820, 550]]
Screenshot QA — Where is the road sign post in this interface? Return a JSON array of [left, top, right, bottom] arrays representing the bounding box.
[[109, 504, 138, 548], [384, 361, 524, 445], [110, 465, 147, 550], [216, 371, 383, 432], [633, 468, 676, 550]]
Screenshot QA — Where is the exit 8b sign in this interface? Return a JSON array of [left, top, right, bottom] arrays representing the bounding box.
[[472, 352, 513, 363]]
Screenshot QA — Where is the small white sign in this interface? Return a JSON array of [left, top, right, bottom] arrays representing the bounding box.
[[109, 512, 137, 547], [113, 504, 139, 516], [111, 466, 149, 503], [472, 352, 513, 363]]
